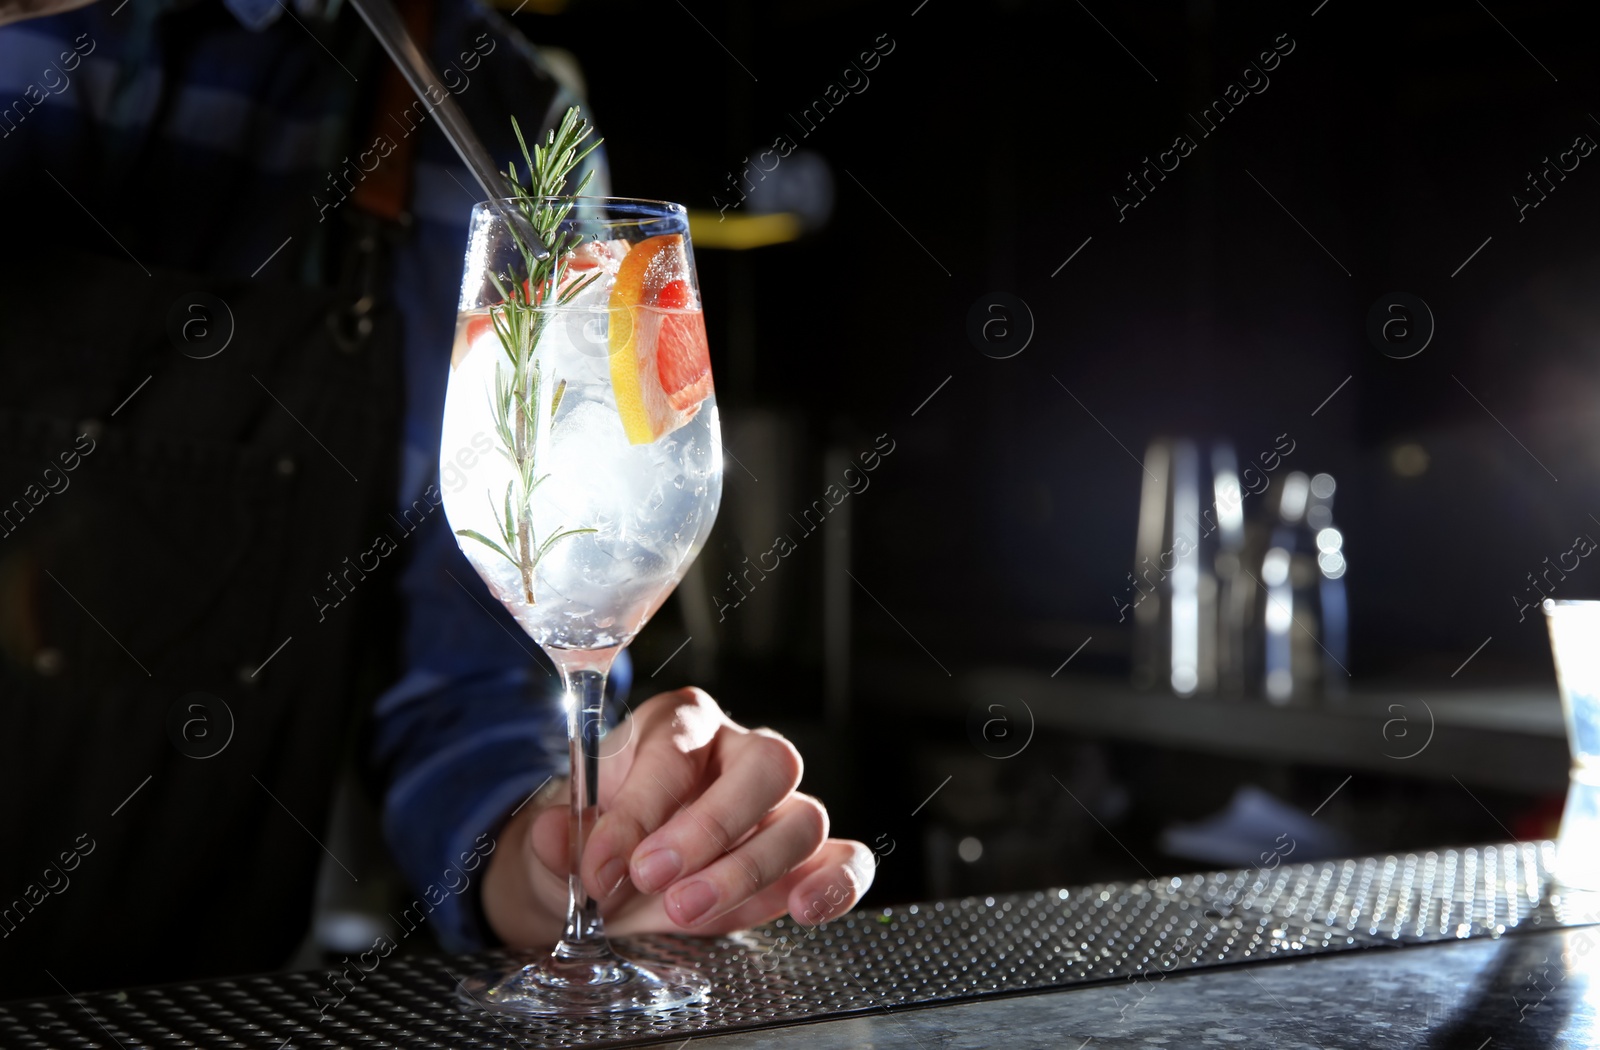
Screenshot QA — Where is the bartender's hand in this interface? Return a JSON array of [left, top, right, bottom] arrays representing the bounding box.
[[482, 687, 876, 945]]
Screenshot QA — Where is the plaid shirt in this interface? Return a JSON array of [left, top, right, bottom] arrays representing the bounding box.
[[0, 0, 616, 951]]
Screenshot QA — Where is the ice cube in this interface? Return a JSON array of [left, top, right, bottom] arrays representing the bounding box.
[[540, 305, 613, 384], [534, 395, 639, 542]]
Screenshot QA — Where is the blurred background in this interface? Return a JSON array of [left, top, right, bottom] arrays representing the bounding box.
[[424, 0, 1600, 924], [9, 0, 1600, 976]]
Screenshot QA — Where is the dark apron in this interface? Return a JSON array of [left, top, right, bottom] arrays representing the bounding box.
[[0, 229, 401, 995]]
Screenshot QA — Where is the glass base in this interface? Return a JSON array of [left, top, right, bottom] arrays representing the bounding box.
[[457, 952, 710, 1017]]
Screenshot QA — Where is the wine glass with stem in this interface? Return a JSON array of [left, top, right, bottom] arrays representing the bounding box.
[[440, 192, 722, 1015]]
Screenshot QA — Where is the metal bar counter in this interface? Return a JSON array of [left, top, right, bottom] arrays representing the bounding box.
[[4, 841, 1594, 1048]]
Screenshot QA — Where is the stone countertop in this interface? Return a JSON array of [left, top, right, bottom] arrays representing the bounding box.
[[690, 926, 1599, 1049]]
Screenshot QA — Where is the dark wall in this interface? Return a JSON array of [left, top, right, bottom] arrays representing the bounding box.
[[540, 0, 1600, 685]]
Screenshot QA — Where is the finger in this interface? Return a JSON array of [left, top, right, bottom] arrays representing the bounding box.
[[533, 801, 655, 918], [606, 839, 872, 939], [480, 802, 576, 949], [630, 726, 803, 894], [602, 867, 796, 936], [661, 793, 828, 929], [668, 867, 803, 935], [529, 802, 569, 879], [580, 688, 723, 902], [786, 838, 876, 928], [536, 800, 654, 917], [604, 849, 807, 937]]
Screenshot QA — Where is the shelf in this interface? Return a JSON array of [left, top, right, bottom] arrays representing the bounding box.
[[870, 662, 1570, 794]]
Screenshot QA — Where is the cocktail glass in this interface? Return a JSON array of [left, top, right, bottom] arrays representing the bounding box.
[[1545, 600, 1600, 892], [441, 197, 721, 1014]]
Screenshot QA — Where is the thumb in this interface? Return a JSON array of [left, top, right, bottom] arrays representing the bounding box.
[[530, 803, 642, 913], [530, 804, 569, 878]]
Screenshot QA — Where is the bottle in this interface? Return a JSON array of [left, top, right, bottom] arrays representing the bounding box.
[[1129, 438, 1243, 696], [1254, 472, 1348, 704]]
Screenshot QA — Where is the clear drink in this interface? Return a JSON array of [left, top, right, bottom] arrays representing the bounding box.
[[441, 292, 721, 650]]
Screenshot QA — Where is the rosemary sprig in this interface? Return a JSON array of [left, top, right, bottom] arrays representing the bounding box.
[[456, 106, 604, 603]]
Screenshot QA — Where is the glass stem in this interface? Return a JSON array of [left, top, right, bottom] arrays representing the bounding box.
[[549, 649, 619, 961]]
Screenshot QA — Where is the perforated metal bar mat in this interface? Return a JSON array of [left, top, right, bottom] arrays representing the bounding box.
[[5, 841, 1596, 1049]]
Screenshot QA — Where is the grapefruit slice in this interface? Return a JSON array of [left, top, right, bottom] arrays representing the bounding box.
[[654, 279, 714, 411], [607, 234, 714, 444]]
